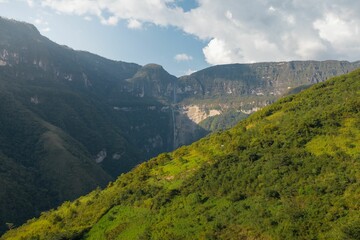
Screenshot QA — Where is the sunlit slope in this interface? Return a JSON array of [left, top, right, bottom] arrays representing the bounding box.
[[3, 69, 360, 239]]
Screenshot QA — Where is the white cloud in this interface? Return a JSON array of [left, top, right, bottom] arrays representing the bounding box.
[[174, 53, 193, 62], [41, 27, 51, 32], [314, 12, 360, 53], [127, 19, 142, 29], [35, 0, 360, 64], [203, 38, 238, 65], [101, 15, 118, 26], [27, 0, 34, 7], [33, 17, 51, 33], [34, 18, 48, 25], [185, 69, 196, 75]]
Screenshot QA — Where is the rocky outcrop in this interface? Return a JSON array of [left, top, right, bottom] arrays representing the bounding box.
[[122, 64, 177, 101], [181, 105, 221, 124]]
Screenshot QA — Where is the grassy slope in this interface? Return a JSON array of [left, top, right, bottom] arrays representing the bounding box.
[[2, 70, 360, 239]]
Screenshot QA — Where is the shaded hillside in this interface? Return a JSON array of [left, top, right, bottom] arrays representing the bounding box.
[[3, 69, 359, 239], [0, 84, 112, 233]]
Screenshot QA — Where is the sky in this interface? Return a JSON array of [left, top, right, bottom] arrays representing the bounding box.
[[0, 0, 360, 76]]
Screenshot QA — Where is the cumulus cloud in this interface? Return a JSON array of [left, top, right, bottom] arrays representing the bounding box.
[[101, 15, 119, 26], [41, 27, 51, 32], [174, 53, 193, 62], [84, 16, 92, 21], [184, 69, 196, 75], [33, 17, 51, 33], [314, 13, 360, 54], [35, 0, 360, 64], [34, 18, 48, 25], [127, 19, 142, 29]]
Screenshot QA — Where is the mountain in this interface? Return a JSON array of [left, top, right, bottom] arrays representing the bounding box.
[[1, 16, 360, 235], [0, 17, 146, 232], [0, 17, 207, 232], [3, 68, 359, 239], [177, 61, 360, 131]]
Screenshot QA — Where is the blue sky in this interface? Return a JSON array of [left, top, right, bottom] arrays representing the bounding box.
[[1, 0, 360, 76], [0, 0, 207, 76]]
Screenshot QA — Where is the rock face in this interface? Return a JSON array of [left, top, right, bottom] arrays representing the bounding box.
[[124, 64, 177, 100], [175, 61, 360, 130], [181, 105, 221, 124], [179, 60, 360, 106]]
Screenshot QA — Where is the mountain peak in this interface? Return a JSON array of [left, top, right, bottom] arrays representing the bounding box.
[[0, 16, 41, 40], [143, 63, 163, 69], [131, 63, 176, 81]]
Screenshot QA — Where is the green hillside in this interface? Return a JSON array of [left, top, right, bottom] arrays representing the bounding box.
[[3, 69, 359, 239]]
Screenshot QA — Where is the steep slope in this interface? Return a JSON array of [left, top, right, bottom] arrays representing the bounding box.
[[0, 17, 145, 174], [4, 69, 359, 239], [0, 17, 151, 232]]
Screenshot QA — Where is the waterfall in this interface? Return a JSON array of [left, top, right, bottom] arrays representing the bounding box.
[[172, 80, 177, 149]]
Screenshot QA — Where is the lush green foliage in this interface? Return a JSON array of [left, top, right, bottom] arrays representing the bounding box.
[[3, 69, 360, 239]]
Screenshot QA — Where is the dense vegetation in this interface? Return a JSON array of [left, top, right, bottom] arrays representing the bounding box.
[[3, 69, 359, 239]]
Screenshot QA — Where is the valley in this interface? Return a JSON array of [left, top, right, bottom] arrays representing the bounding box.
[[3, 65, 359, 240]]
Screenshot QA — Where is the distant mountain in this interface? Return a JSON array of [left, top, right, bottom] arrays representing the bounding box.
[[1, 16, 360, 234], [3, 67, 359, 240], [177, 60, 360, 130]]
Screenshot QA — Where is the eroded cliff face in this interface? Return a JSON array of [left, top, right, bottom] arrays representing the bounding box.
[[172, 109, 208, 148], [173, 61, 360, 131], [178, 61, 360, 101], [181, 105, 222, 124]]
